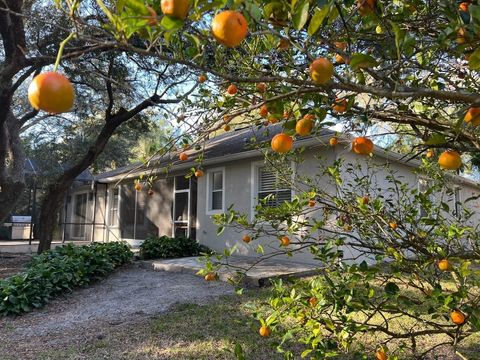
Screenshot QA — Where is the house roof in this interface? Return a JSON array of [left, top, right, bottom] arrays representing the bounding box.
[[93, 124, 479, 188]]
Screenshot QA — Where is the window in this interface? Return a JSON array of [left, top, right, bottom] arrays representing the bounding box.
[[256, 166, 291, 208], [109, 188, 119, 227], [206, 168, 224, 214], [454, 187, 461, 218]]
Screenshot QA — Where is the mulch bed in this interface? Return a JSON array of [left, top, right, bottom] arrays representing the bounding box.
[[0, 253, 32, 279]]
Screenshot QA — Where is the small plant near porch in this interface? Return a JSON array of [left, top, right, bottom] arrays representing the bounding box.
[[139, 235, 212, 260]]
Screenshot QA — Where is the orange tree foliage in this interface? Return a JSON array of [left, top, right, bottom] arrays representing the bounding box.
[[48, 0, 480, 357]]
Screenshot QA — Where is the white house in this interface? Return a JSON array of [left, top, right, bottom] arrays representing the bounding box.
[[61, 124, 480, 264]]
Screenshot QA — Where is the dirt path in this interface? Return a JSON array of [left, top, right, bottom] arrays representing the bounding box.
[[0, 265, 233, 359]]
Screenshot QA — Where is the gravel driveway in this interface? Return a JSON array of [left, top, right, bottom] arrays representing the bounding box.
[[0, 264, 233, 358]]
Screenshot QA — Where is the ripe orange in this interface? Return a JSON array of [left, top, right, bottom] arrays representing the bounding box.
[[352, 136, 374, 155], [389, 221, 397, 230], [426, 149, 434, 158], [242, 234, 251, 243], [259, 105, 269, 118], [194, 169, 204, 178], [161, 0, 189, 19], [438, 259, 452, 271], [271, 133, 293, 153], [464, 106, 480, 126], [362, 195, 369, 205], [308, 199, 315, 207], [280, 236, 290, 246], [451, 310, 466, 325], [329, 137, 338, 146], [28, 72, 75, 114], [309, 58, 334, 85], [357, 0, 376, 16], [375, 349, 387, 360], [438, 150, 462, 170], [198, 74, 207, 83], [148, 189, 154, 196], [146, 6, 158, 26], [459, 2, 470, 12], [332, 98, 347, 113], [295, 117, 314, 136], [259, 325, 271, 337], [256, 82, 267, 93], [179, 152, 189, 161], [212, 11, 248, 48], [227, 84, 237, 95], [308, 297, 318, 307], [223, 124, 231, 131], [204, 272, 216, 281], [134, 183, 142, 191], [223, 115, 231, 123], [334, 41, 347, 51]]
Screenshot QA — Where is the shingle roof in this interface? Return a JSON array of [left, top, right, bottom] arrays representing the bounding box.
[[94, 124, 334, 182]]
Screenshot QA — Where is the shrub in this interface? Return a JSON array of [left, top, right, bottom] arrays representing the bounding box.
[[0, 242, 133, 316], [139, 235, 212, 260]]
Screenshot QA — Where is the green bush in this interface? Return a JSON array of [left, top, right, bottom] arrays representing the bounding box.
[[139, 235, 212, 260], [0, 242, 133, 316]]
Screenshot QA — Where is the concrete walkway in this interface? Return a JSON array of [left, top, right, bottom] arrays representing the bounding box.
[[141, 255, 318, 287]]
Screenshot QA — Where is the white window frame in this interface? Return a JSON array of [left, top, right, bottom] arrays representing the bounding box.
[[172, 175, 191, 237], [250, 161, 295, 220], [106, 186, 120, 229], [206, 167, 225, 215]]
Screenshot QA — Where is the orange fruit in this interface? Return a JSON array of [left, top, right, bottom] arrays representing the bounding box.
[[179, 152, 189, 161], [223, 124, 231, 131], [146, 6, 158, 26], [303, 114, 315, 121], [242, 235, 251, 243], [457, 28, 467, 44], [389, 221, 397, 230], [198, 74, 207, 83], [28, 72, 75, 114], [259, 325, 271, 337], [352, 136, 374, 155], [256, 82, 267, 93], [451, 310, 466, 325], [362, 195, 369, 205], [334, 41, 347, 51], [148, 189, 154, 196], [212, 11, 248, 48], [357, 0, 376, 16], [375, 349, 387, 360], [332, 98, 347, 113], [194, 169, 204, 178], [271, 133, 293, 153], [329, 137, 338, 146], [134, 183, 142, 191], [426, 149, 434, 158], [295, 117, 314, 136], [227, 84, 237, 95], [438, 259, 452, 271], [223, 115, 231, 123], [280, 236, 290, 246], [308, 200, 315, 207], [204, 272, 217, 281], [335, 53, 346, 64], [464, 106, 480, 126], [438, 150, 462, 170], [459, 2, 470, 12], [259, 105, 269, 118], [161, 0, 189, 19], [309, 58, 334, 85], [308, 297, 318, 307]]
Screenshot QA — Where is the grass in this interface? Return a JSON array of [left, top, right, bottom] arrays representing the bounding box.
[[1, 279, 479, 359]]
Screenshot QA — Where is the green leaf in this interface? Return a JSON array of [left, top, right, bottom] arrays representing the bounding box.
[[385, 282, 400, 296], [349, 53, 378, 69], [160, 16, 184, 31], [425, 133, 446, 145], [389, 21, 405, 60], [292, 0, 309, 30], [234, 342, 245, 360], [468, 47, 480, 70], [308, 5, 329, 36]]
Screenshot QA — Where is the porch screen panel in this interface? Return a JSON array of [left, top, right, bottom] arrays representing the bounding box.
[[120, 185, 135, 239]]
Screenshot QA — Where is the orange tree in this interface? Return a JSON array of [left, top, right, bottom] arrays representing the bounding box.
[[36, 0, 480, 357]]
